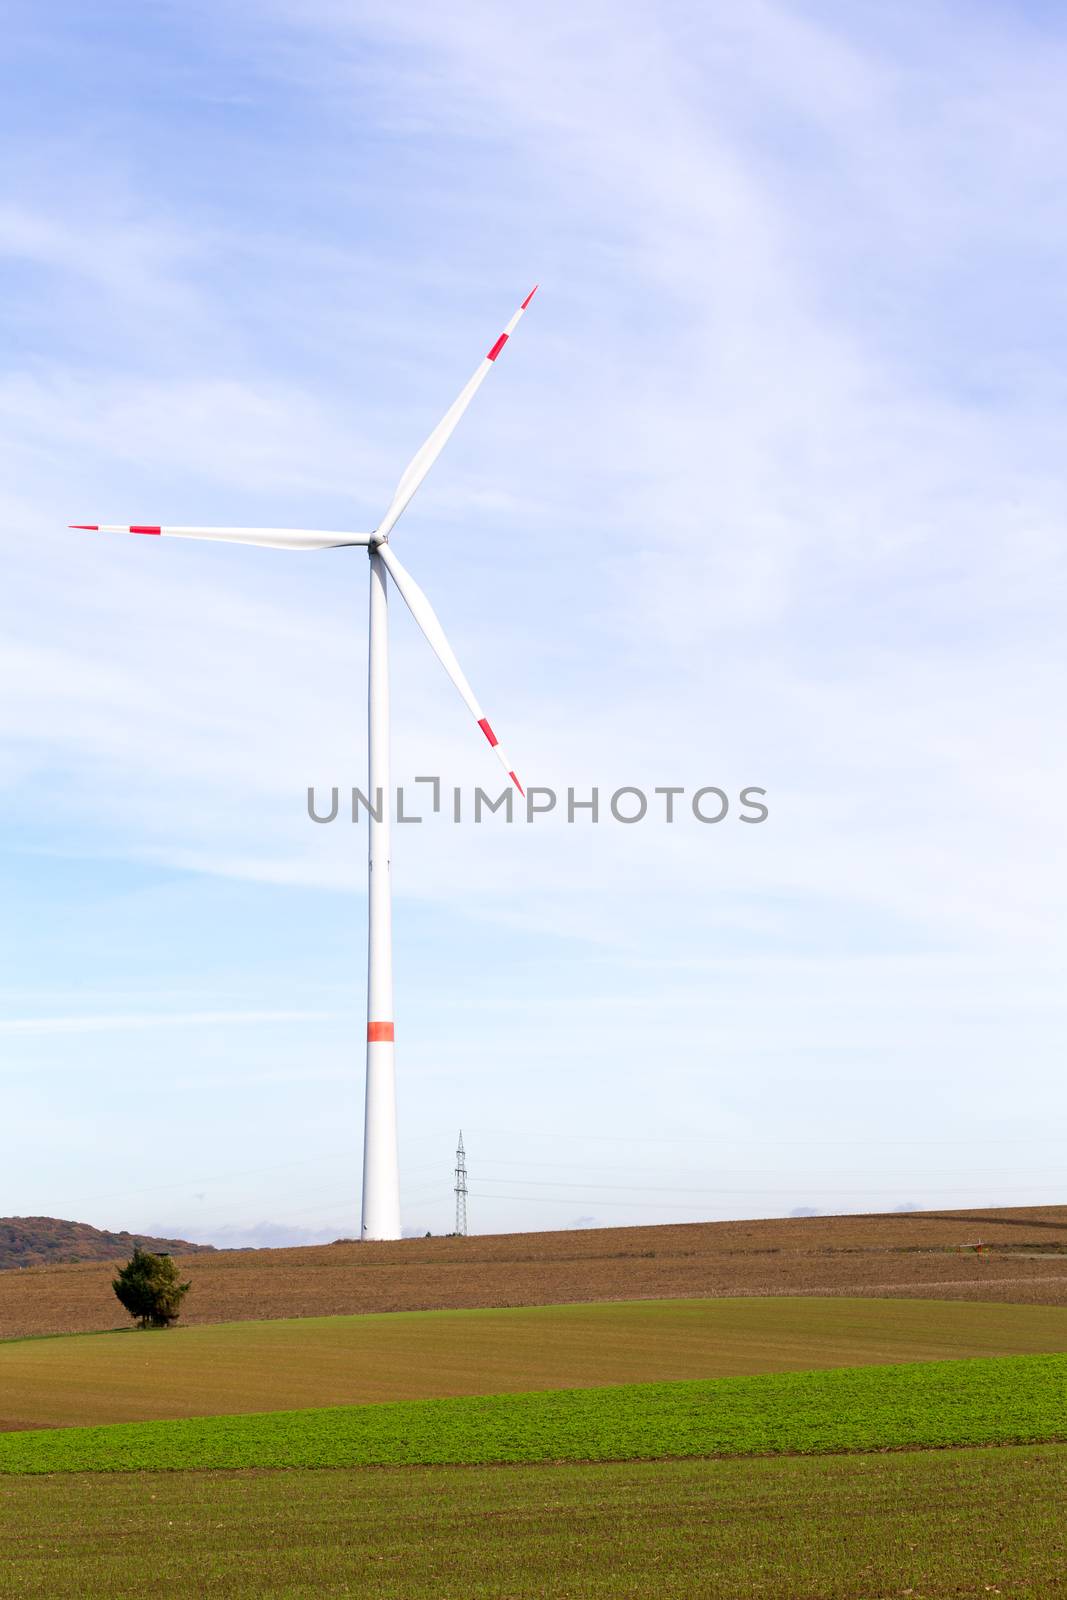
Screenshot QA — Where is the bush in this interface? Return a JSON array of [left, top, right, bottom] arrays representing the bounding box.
[[112, 1247, 190, 1329]]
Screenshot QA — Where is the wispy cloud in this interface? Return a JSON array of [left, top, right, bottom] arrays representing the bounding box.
[[0, 1010, 333, 1036]]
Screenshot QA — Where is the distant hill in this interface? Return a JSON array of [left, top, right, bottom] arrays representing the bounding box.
[[0, 1217, 215, 1272]]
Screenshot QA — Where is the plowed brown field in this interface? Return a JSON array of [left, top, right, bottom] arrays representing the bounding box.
[[1, 1205, 1064, 1340]]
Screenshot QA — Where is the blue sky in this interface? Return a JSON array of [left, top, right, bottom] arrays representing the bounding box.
[[1, 1, 1065, 1246]]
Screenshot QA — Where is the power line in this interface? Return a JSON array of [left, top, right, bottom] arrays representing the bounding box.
[[474, 1172, 1067, 1194], [471, 1184, 1065, 1204], [465, 1127, 1067, 1148]]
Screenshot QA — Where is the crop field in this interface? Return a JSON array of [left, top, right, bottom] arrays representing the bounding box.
[[4, 1295, 1067, 1431], [2, 1204, 1065, 1338], [1, 1445, 1065, 1598], [4, 1223, 1064, 1595], [2, 1351, 1065, 1473]]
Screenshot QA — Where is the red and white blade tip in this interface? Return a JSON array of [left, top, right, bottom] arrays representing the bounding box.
[[69, 524, 160, 535], [477, 716, 524, 796], [486, 285, 538, 363]]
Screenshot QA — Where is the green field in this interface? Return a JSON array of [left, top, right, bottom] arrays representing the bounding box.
[[2, 1352, 1065, 1473], [2, 1445, 1065, 1599], [4, 1296, 1065, 1596], [5, 1294, 1067, 1430]]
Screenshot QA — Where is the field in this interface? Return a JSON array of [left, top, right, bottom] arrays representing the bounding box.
[[3, 1351, 1066, 1473], [3, 1214, 1066, 1596], [4, 1295, 1067, 1430], [2, 1446, 1065, 1598], [2, 1204, 1066, 1339]]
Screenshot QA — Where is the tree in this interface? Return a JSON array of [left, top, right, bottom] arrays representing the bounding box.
[[112, 1246, 190, 1329]]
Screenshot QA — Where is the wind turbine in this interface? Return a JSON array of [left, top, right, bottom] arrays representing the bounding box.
[[71, 286, 537, 1241]]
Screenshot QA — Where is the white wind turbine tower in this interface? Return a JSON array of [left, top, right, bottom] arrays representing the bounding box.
[[72, 286, 537, 1241]]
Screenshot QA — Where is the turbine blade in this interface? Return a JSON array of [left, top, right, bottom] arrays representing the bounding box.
[[375, 285, 538, 541], [376, 543, 524, 795], [68, 526, 372, 551]]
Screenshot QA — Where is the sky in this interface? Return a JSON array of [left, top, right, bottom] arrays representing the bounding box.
[[1, 0, 1065, 1247]]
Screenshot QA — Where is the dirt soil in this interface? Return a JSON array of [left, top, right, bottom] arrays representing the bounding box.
[[1, 1205, 1064, 1340]]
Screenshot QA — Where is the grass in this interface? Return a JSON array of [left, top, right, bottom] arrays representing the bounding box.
[[4, 1294, 1067, 1430], [1, 1351, 1065, 1474], [1, 1445, 1065, 1597]]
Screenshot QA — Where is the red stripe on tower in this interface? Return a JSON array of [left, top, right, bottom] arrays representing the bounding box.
[[477, 718, 499, 747], [486, 333, 508, 362], [367, 1021, 395, 1043], [129, 525, 162, 536], [69, 525, 99, 531], [509, 771, 525, 797], [521, 285, 538, 309]]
